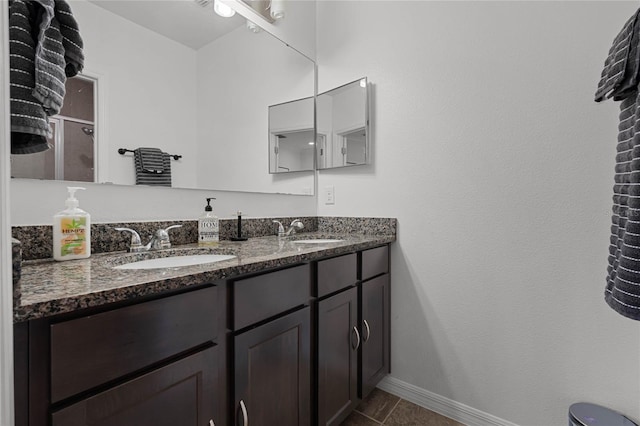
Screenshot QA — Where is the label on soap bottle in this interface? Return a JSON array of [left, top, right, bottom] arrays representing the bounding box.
[[199, 218, 219, 246], [59, 217, 88, 256]]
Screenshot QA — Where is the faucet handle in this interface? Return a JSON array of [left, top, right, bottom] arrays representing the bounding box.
[[289, 219, 304, 231], [114, 227, 144, 252], [155, 224, 183, 249], [163, 224, 183, 233], [273, 220, 285, 237]]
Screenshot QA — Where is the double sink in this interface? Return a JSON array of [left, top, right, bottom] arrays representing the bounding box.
[[111, 238, 344, 270]]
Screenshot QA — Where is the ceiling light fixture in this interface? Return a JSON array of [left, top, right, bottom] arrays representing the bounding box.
[[270, 0, 285, 20], [246, 20, 261, 33], [214, 0, 236, 18]]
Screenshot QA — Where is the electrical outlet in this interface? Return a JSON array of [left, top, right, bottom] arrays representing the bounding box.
[[324, 186, 335, 205]]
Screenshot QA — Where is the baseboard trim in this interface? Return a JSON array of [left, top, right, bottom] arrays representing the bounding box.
[[377, 376, 520, 426]]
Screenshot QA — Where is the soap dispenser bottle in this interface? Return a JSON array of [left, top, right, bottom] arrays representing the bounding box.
[[198, 198, 219, 247], [53, 187, 91, 261]]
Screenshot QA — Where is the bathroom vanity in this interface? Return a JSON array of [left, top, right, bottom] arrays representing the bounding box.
[[13, 229, 393, 426]]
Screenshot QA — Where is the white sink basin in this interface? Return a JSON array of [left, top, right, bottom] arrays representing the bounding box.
[[292, 239, 343, 244], [114, 254, 236, 270]]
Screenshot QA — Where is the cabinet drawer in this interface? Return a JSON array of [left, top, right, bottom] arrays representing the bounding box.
[[234, 264, 310, 330], [51, 286, 218, 403], [317, 253, 357, 298], [52, 346, 218, 426], [361, 246, 389, 281]]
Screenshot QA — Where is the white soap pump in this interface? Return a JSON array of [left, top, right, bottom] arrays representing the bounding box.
[[53, 187, 91, 261]]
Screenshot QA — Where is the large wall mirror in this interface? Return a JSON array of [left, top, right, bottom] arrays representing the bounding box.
[[10, 0, 316, 195]]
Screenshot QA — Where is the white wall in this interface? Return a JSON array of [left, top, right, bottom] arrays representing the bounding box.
[[316, 2, 640, 425], [196, 25, 315, 194], [71, 0, 199, 189], [10, 179, 316, 225]]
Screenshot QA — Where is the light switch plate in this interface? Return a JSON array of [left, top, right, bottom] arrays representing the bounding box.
[[324, 186, 335, 205]]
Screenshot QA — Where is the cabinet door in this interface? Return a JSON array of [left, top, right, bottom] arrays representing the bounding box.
[[318, 286, 359, 426], [51, 346, 219, 426], [234, 307, 311, 426], [361, 274, 390, 398]]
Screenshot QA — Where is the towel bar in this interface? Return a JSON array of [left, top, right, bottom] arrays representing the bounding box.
[[118, 148, 182, 160]]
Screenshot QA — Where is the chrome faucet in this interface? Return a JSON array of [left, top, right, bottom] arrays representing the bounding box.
[[272, 219, 304, 238], [115, 224, 183, 252]]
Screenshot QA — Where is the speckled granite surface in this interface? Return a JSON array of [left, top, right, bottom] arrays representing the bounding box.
[[318, 217, 397, 235], [14, 229, 396, 323], [13, 216, 319, 261]]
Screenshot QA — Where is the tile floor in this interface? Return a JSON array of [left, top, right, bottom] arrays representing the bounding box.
[[340, 389, 466, 426]]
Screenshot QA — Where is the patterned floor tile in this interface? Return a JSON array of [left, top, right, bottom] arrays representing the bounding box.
[[355, 388, 401, 423], [384, 400, 465, 426], [340, 411, 382, 425]]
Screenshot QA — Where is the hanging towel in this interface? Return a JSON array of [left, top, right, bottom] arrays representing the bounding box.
[[8, 0, 84, 154], [9, 0, 51, 154], [55, 1, 84, 78], [31, 0, 84, 114], [596, 8, 640, 321], [595, 10, 640, 102], [134, 147, 165, 173], [133, 148, 172, 187]]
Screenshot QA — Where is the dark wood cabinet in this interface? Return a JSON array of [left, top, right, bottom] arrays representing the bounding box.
[[14, 244, 390, 426], [51, 346, 219, 426], [317, 286, 359, 426], [234, 307, 311, 426], [15, 285, 222, 426], [317, 246, 391, 424], [50, 286, 218, 403], [361, 273, 390, 399]]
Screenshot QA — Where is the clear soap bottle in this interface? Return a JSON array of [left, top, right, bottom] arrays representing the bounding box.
[[53, 187, 91, 261], [198, 197, 219, 247]]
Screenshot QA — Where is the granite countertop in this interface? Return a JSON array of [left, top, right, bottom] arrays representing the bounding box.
[[14, 232, 395, 323]]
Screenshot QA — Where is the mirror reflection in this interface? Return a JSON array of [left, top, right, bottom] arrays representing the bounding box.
[[268, 97, 315, 174], [11, 75, 96, 182], [317, 77, 370, 170], [10, 0, 315, 195]]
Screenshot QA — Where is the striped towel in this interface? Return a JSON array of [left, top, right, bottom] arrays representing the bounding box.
[[8, 0, 84, 154], [595, 9, 640, 102], [596, 8, 640, 321], [9, 0, 51, 154], [134, 148, 172, 187], [55, 1, 84, 78], [32, 0, 84, 114]]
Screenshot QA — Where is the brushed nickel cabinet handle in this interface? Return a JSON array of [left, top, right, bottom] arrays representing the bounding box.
[[363, 319, 371, 342], [352, 326, 361, 350], [239, 400, 248, 426]]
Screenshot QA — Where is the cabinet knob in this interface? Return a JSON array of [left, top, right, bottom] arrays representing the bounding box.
[[351, 326, 361, 351], [209, 420, 215, 426], [239, 399, 248, 426], [363, 319, 371, 342]]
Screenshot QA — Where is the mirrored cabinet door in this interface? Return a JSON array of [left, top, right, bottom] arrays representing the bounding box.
[[316, 77, 370, 170]]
